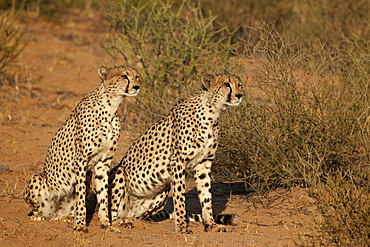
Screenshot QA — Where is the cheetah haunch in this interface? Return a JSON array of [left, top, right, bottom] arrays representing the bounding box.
[[110, 74, 243, 232], [22, 66, 140, 232]]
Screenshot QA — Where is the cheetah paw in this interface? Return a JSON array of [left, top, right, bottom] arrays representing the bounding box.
[[204, 223, 216, 232], [74, 225, 89, 233], [116, 218, 134, 228], [28, 211, 45, 221], [175, 227, 192, 234], [108, 226, 121, 233], [30, 215, 45, 221]]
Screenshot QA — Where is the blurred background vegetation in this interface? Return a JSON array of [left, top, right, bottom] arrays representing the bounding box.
[[1, 0, 369, 245]]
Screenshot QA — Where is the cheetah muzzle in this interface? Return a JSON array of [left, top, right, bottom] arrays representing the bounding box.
[[109, 73, 243, 232], [22, 66, 141, 232]]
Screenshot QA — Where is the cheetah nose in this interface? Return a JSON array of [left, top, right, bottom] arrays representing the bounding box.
[[133, 85, 140, 91], [235, 94, 243, 99]]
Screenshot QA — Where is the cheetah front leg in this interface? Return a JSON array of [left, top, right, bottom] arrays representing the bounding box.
[[109, 167, 128, 229], [171, 160, 189, 233], [23, 174, 49, 221], [73, 158, 88, 233], [194, 161, 216, 232], [93, 161, 110, 228], [193, 124, 220, 232]]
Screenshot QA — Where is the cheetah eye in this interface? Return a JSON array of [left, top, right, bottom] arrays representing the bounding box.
[[224, 82, 230, 87], [238, 83, 242, 88], [122, 75, 128, 79], [136, 75, 139, 79]]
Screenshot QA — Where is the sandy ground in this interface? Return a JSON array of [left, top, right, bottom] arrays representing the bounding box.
[[0, 9, 315, 246]]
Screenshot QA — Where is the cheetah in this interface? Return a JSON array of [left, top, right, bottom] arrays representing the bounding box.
[[109, 74, 243, 232], [22, 66, 141, 232]]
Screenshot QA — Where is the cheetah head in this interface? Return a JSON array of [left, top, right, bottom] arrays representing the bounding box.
[[202, 74, 243, 107], [98, 66, 141, 97]]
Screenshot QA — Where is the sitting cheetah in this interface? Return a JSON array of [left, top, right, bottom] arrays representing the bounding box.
[[109, 74, 243, 232], [22, 66, 140, 232]]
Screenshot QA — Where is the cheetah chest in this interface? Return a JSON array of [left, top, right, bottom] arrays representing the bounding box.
[[185, 122, 218, 170], [86, 119, 120, 169]]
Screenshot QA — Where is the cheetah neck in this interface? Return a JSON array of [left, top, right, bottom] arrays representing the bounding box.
[[103, 94, 124, 115], [94, 85, 125, 116], [202, 91, 225, 118], [183, 92, 223, 124]]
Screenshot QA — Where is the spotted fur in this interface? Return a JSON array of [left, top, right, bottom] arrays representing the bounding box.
[[109, 74, 243, 232], [22, 66, 140, 232]]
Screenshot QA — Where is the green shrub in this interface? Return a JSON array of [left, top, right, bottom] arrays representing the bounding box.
[[218, 22, 369, 191], [101, 0, 234, 121], [0, 0, 96, 22], [215, 21, 370, 244], [300, 171, 370, 247], [197, 0, 370, 50], [0, 10, 28, 76]]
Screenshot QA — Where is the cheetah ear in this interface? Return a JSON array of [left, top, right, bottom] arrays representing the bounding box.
[[201, 74, 215, 91], [98, 66, 109, 81]]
